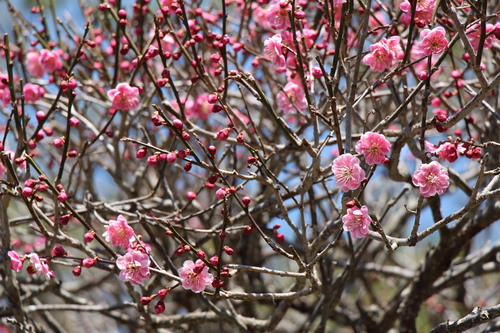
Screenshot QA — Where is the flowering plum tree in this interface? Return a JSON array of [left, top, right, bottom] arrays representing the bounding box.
[[0, 0, 499, 332]]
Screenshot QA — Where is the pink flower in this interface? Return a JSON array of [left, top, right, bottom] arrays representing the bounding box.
[[8, 250, 24, 272], [26, 51, 46, 77], [28, 253, 55, 279], [216, 187, 227, 199], [412, 161, 449, 197], [107, 82, 140, 111], [264, 34, 286, 69], [277, 81, 308, 113], [178, 259, 214, 293], [466, 23, 495, 51], [266, 1, 291, 30], [23, 83, 45, 103], [355, 132, 391, 165], [417, 27, 448, 56], [0, 86, 11, 106], [103, 215, 135, 248], [39, 49, 64, 72], [400, 0, 436, 27], [342, 205, 371, 239], [363, 44, 392, 73], [332, 154, 366, 192], [116, 250, 151, 285]]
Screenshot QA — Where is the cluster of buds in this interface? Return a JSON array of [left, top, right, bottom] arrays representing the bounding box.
[[60, 78, 77, 93], [21, 175, 49, 202], [174, 244, 191, 256], [140, 287, 170, 314]]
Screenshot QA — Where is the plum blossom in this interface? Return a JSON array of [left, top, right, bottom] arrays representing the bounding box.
[[28, 253, 55, 279], [355, 132, 391, 165], [26, 52, 46, 77], [412, 161, 449, 197], [178, 259, 214, 293], [466, 23, 495, 51], [266, 1, 291, 30], [8, 250, 24, 272], [0, 73, 11, 106], [342, 205, 371, 239], [277, 81, 308, 113], [362, 37, 404, 72], [103, 215, 135, 248], [23, 83, 45, 103], [417, 27, 448, 56], [400, 0, 436, 27], [116, 250, 151, 285], [264, 34, 286, 69], [107, 82, 140, 111], [332, 154, 366, 192], [39, 49, 64, 72]]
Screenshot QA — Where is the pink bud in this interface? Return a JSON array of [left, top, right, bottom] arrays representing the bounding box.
[[223, 245, 234, 255], [207, 93, 218, 104], [172, 119, 183, 130], [417, 71, 429, 81], [59, 213, 71, 225], [312, 67, 323, 78], [217, 128, 230, 141], [242, 196, 251, 206], [82, 258, 95, 268], [57, 191, 68, 202], [182, 131, 191, 141], [197, 250, 206, 260], [216, 188, 227, 199], [147, 155, 158, 166], [51, 245, 66, 257], [83, 232, 95, 243], [69, 117, 80, 127], [247, 156, 257, 164], [294, 10, 305, 19], [236, 132, 244, 143], [140, 296, 152, 305], [166, 152, 177, 163], [136, 147, 147, 159], [451, 70, 461, 79], [155, 300, 166, 314], [36, 111, 46, 122], [187, 191, 197, 200], [208, 145, 216, 157], [275, 232, 285, 243], [184, 162, 192, 172], [22, 187, 33, 197], [209, 256, 219, 266], [72, 265, 82, 277], [157, 288, 169, 299]]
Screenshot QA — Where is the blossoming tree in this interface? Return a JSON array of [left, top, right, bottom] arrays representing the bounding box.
[[1, 0, 499, 332]]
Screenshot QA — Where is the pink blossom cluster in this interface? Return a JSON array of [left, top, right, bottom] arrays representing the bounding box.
[[178, 259, 214, 293], [412, 161, 449, 197], [466, 23, 496, 51], [277, 80, 308, 113], [8, 251, 55, 279], [342, 205, 372, 239], [103, 215, 135, 248], [400, 0, 437, 28], [362, 36, 404, 72], [116, 250, 151, 285], [26, 49, 64, 78], [332, 154, 366, 192], [23, 83, 46, 103], [355, 132, 391, 165], [107, 82, 140, 112], [416, 27, 448, 56]]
